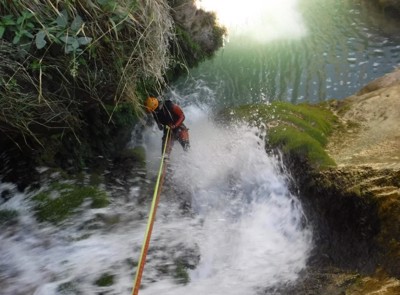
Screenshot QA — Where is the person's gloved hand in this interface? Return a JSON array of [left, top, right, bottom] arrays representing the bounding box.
[[169, 124, 176, 129]]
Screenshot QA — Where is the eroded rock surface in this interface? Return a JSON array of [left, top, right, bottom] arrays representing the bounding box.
[[328, 69, 400, 170], [278, 69, 400, 295]]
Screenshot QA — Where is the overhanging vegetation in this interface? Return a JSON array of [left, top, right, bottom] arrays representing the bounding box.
[[0, 0, 225, 170]]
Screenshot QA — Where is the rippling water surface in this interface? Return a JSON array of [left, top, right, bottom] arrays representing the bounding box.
[[176, 0, 400, 108]]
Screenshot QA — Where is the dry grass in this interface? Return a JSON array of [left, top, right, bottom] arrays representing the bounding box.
[[0, 0, 176, 144], [0, 0, 225, 162]]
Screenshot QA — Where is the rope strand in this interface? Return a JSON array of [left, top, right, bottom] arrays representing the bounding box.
[[131, 127, 171, 295]]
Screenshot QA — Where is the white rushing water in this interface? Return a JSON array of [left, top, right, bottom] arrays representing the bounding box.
[[139, 104, 313, 295], [0, 102, 312, 295]]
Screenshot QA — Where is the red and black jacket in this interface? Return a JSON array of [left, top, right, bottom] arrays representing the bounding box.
[[152, 100, 185, 128]]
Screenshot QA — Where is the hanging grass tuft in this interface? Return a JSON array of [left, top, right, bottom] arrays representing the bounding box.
[[0, 0, 225, 167]]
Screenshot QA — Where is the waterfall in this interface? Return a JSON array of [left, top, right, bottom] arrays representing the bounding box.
[[0, 94, 312, 295], [139, 102, 313, 294]]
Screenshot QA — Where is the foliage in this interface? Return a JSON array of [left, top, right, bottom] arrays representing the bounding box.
[[0, 11, 36, 48], [0, 8, 92, 54], [105, 102, 138, 128], [0, 0, 169, 152], [0, 0, 225, 169], [33, 182, 109, 223], [221, 101, 337, 168], [167, 0, 227, 77], [173, 25, 204, 68]]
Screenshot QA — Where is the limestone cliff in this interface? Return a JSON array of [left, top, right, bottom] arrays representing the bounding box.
[[287, 69, 400, 294]]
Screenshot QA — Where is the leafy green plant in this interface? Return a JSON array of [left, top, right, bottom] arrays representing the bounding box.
[[1, 8, 92, 54], [97, 0, 118, 12], [0, 0, 225, 170], [35, 9, 92, 53], [105, 102, 138, 127], [0, 11, 36, 49]]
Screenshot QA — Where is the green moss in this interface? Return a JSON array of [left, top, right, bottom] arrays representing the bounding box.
[[0, 209, 18, 225], [269, 125, 336, 167], [1, 0, 225, 172], [121, 146, 146, 162], [89, 173, 104, 187], [33, 183, 109, 223], [105, 102, 138, 128], [132, 146, 146, 162], [57, 281, 81, 295], [90, 189, 109, 208], [221, 101, 337, 168], [94, 273, 115, 287], [174, 25, 205, 68], [348, 185, 362, 197], [174, 261, 190, 284]]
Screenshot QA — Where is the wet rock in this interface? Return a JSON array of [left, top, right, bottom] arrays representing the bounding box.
[[1, 189, 12, 203], [0, 209, 19, 227], [277, 68, 400, 293], [104, 146, 148, 200], [0, 182, 17, 205], [0, 147, 39, 191], [357, 68, 400, 95], [363, 0, 400, 18]]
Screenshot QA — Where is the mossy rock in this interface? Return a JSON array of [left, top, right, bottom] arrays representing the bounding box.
[[33, 182, 109, 223], [94, 273, 115, 287], [88, 172, 104, 187], [173, 257, 196, 285], [0, 209, 19, 225], [174, 262, 190, 284], [220, 101, 337, 168], [119, 146, 146, 162], [57, 281, 82, 295], [344, 270, 400, 295]]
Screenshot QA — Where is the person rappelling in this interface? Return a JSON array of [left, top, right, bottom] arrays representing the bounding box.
[[145, 96, 190, 153]]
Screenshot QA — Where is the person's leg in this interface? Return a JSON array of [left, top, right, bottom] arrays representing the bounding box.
[[176, 125, 190, 151]]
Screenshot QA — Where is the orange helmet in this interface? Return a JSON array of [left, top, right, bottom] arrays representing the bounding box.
[[145, 97, 159, 112]]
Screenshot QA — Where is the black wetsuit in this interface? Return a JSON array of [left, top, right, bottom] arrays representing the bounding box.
[[152, 100, 190, 152]]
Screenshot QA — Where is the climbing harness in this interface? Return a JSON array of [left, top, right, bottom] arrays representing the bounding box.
[[131, 127, 171, 295]]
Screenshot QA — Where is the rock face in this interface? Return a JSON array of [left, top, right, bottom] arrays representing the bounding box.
[[284, 69, 400, 294], [326, 69, 400, 274], [328, 69, 400, 169], [366, 0, 400, 17]]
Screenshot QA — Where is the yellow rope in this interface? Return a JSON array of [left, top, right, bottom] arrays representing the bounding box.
[[131, 127, 171, 295]]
